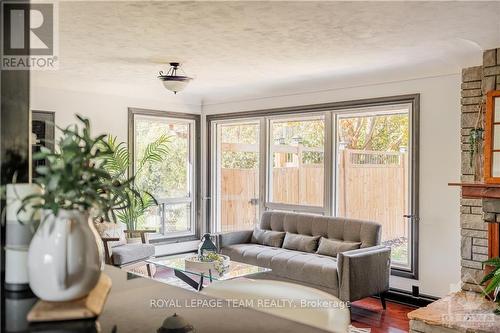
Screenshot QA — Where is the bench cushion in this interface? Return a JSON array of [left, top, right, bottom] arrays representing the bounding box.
[[111, 244, 154, 265], [221, 244, 339, 291]]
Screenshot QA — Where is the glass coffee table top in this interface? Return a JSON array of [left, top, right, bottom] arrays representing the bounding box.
[[147, 257, 271, 281]]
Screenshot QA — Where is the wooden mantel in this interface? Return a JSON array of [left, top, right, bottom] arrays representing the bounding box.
[[448, 181, 500, 199], [449, 182, 500, 259]]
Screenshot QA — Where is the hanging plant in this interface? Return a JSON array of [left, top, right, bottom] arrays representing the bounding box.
[[469, 103, 485, 168], [469, 128, 484, 167]]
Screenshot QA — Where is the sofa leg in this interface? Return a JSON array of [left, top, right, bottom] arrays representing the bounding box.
[[379, 292, 387, 310]]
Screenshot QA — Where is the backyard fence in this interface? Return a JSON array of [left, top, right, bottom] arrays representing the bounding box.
[[337, 149, 408, 241], [220, 148, 408, 241]]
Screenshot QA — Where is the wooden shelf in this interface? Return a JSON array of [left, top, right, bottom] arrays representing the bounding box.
[[449, 182, 500, 259], [448, 182, 500, 199]]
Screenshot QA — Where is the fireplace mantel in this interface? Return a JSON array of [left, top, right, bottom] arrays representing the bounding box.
[[449, 182, 500, 259], [448, 182, 500, 199]]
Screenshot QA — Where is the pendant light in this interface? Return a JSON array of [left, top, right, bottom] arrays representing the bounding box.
[[158, 62, 193, 94]]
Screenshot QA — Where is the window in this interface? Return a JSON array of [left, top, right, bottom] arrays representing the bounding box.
[[208, 95, 419, 278], [131, 109, 198, 240], [336, 108, 412, 270], [212, 120, 261, 233], [268, 115, 326, 209]]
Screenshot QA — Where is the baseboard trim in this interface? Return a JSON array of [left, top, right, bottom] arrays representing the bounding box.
[[374, 288, 439, 308]]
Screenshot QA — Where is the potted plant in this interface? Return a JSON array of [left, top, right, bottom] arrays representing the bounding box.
[[19, 115, 142, 301], [480, 257, 500, 314], [100, 135, 169, 242]]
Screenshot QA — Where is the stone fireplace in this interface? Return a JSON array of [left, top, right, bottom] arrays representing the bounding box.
[[408, 49, 500, 333], [460, 48, 500, 292]]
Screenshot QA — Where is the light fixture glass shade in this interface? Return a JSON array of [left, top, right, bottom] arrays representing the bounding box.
[[160, 78, 191, 94], [158, 62, 193, 94]]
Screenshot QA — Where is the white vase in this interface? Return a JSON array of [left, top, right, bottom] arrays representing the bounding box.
[[28, 209, 104, 301]]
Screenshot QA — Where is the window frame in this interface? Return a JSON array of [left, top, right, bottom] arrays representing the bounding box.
[[206, 94, 419, 279], [129, 107, 201, 243], [265, 112, 332, 215], [333, 104, 416, 273], [210, 117, 262, 233]]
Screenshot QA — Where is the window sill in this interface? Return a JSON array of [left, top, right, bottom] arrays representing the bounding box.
[[153, 239, 200, 257]]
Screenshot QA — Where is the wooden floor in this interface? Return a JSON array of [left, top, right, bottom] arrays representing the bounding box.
[[351, 297, 417, 333]]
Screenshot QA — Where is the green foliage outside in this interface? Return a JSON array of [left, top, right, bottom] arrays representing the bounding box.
[[134, 119, 189, 199], [272, 119, 325, 165], [133, 118, 191, 232], [221, 123, 259, 169], [219, 114, 408, 170], [339, 114, 409, 151]]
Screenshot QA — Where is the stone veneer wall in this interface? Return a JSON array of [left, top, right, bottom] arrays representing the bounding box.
[[460, 48, 500, 292]]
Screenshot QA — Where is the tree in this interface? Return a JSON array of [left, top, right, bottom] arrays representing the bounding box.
[[338, 114, 408, 151]]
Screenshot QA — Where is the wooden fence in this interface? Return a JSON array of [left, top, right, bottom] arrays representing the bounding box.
[[337, 149, 408, 241], [220, 149, 408, 241]]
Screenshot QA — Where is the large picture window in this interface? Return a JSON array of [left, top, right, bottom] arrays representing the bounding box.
[[131, 108, 199, 241], [208, 95, 419, 278], [268, 115, 325, 208], [336, 107, 412, 270]]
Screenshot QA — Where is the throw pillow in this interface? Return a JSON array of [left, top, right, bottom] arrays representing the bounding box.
[[316, 237, 361, 257], [282, 232, 320, 253], [251, 228, 286, 247], [94, 221, 127, 248]]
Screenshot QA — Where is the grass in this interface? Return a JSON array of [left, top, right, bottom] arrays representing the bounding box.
[[382, 237, 408, 265]]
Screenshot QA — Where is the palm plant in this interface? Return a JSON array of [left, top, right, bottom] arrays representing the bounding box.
[[481, 257, 500, 314], [100, 135, 169, 230], [18, 115, 141, 223]]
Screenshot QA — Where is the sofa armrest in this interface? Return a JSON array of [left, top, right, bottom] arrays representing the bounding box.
[[337, 245, 391, 302], [216, 230, 253, 249]]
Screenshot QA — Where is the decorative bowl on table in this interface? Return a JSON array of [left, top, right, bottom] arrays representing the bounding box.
[[184, 253, 230, 277]]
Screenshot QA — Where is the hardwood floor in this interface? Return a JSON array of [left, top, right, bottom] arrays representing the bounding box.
[[351, 297, 417, 333]]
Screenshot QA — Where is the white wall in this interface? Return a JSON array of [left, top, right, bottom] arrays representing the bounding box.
[[30, 86, 201, 142], [202, 73, 462, 297]]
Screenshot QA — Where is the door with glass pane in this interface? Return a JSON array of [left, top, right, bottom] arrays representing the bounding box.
[[134, 114, 195, 238], [336, 108, 411, 269], [213, 120, 260, 233]]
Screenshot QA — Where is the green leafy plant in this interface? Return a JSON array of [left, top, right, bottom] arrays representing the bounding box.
[[100, 134, 170, 230], [18, 115, 142, 223], [469, 128, 484, 167], [480, 257, 500, 314]]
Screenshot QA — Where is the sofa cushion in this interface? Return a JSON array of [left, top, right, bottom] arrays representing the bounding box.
[[221, 244, 339, 291], [259, 211, 381, 248], [251, 228, 286, 247], [316, 238, 361, 257], [111, 243, 154, 265], [282, 232, 320, 253]]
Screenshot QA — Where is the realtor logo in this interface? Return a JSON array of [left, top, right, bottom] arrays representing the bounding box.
[[1, 1, 58, 70]]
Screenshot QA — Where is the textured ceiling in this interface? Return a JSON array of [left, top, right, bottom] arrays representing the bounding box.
[[32, 1, 500, 101]]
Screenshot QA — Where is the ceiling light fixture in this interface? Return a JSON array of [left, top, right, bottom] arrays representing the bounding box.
[[158, 62, 193, 94]]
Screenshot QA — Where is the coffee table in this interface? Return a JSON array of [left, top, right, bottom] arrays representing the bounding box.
[[147, 257, 271, 291]]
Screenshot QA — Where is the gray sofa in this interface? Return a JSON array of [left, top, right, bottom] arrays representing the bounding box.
[[217, 211, 391, 307]]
